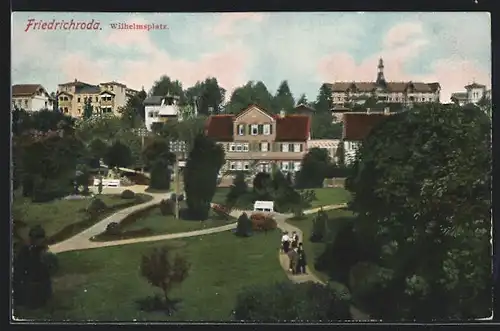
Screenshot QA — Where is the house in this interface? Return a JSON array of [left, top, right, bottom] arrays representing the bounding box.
[[327, 58, 441, 107], [205, 105, 311, 174], [12, 84, 53, 111], [342, 112, 392, 165], [143, 94, 181, 131], [451, 82, 490, 106], [331, 106, 351, 122], [56, 79, 136, 117], [307, 139, 341, 163], [294, 104, 315, 117]]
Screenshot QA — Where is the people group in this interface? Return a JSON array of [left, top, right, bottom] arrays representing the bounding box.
[[280, 231, 307, 275]]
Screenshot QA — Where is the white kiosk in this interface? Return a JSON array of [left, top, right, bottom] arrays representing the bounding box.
[[253, 200, 274, 212]]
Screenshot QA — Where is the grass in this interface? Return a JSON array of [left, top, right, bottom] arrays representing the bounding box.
[[307, 188, 351, 208], [15, 231, 287, 321], [12, 193, 152, 243], [287, 208, 354, 283], [93, 201, 235, 241], [212, 187, 230, 205]]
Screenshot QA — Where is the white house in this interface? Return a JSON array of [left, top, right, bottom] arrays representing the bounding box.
[[12, 84, 53, 111], [342, 112, 391, 165], [143, 94, 181, 131], [451, 82, 490, 105]]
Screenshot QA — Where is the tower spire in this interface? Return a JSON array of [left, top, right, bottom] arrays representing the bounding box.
[[376, 57, 386, 86]]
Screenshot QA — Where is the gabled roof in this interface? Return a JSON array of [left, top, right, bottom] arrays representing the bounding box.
[[100, 90, 115, 96], [294, 104, 315, 112], [75, 85, 101, 94], [143, 96, 164, 106], [100, 81, 127, 87], [234, 104, 275, 121], [327, 81, 436, 93], [464, 82, 486, 89], [451, 92, 468, 100], [57, 91, 73, 97], [343, 113, 391, 141], [205, 109, 311, 142], [12, 84, 45, 97], [59, 80, 94, 87]]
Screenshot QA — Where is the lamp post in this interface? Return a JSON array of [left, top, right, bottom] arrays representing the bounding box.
[[136, 127, 148, 173], [169, 140, 187, 220]]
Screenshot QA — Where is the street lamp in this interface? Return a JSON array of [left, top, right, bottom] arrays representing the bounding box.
[[136, 127, 148, 173], [169, 140, 187, 220]]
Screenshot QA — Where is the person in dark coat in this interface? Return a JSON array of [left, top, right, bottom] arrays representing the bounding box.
[[291, 231, 299, 249], [288, 247, 299, 274], [297, 243, 307, 274]]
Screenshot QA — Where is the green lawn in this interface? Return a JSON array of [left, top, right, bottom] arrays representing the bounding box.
[[15, 231, 287, 321], [12, 193, 152, 242], [307, 188, 351, 208], [117, 202, 235, 237], [287, 208, 354, 283]]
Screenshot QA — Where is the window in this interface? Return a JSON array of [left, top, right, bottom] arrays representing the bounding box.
[[294, 143, 302, 152], [95, 96, 99, 102], [251, 124, 259, 135], [77, 97, 81, 103], [154, 111, 159, 117], [244, 162, 250, 170], [288, 144, 294, 151], [281, 144, 289, 152], [294, 162, 301, 172], [64, 107, 68, 113], [229, 143, 236, 152], [237, 124, 244, 135], [230, 162, 236, 170], [44, 101, 48, 107], [260, 142, 269, 152], [78, 108, 81, 114], [263, 124, 271, 135], [243, 143, 249, 152], [282, 162, 289, 171], [236, 144, 243, 152], [236, 161, 243, 170], [110, 86, 114, 91]]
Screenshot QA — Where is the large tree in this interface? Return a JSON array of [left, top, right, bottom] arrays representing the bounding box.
[[295, 148, 331, 189], [273, 80, 295, 113], [345, 103, 491, 319], [185, 77, 226, 115], [183, 134, 225, 220], [104, 141, 133, 171], [315, 83, 334, 113], [142, 138, 175, 190], [119, 88, 147, 126], [226, 81, 274, 114], [150, 75, 187, 104], [311, 112, 342, 139]]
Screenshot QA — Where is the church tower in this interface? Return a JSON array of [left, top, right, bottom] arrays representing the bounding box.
[[376, 57, 386, 87]]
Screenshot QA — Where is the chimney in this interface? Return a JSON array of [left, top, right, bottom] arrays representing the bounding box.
[[384, 107, 390, 114], [279, 109, 286, 118], [74, 78, 77, 83]]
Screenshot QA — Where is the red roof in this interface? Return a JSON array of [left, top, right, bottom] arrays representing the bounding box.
[[12, 84, 44, 97], [343, 113, 391, 141], [205, 110, 311, 142], [205, 115, 234, 142]]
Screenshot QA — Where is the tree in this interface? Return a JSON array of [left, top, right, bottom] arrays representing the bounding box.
[[83, 98, 93, 119], [233, 281, 351, 321], [89, 138, 108, 162], [104, 141, 133, 172], [185, 77, 226, 115], [119, 88, 147, 126], [310, 209, 328, 242], [296, 93, 308, 106], [154, 116, 207, 152], [295, 148, 331, 189], [252, 172, 273, 201], [273, 80, 295, 113], [184, 134, 225, 220], [345, 103, 491, 319], [150, 75, 187, 105], [140, 246, 190, 309], [235, 212, 252, 237], [226, 81, 274, 114], [315, 83, 333, 112], [226, 172, 248, 207], [74, 115, 123, 143], [142, 138, 174, 190], [311, 112, 342, 139]]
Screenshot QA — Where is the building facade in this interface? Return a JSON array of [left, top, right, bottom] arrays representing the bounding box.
[[143, 94, 181, 131], [12, 84, 53, 111], [307, 139, 341, 163], [451, 82, 490, 106], [205, 105, 311, 174], [342, 112, 392, 165], [56, 79, 138, 117], [328, 58, 441, 107]]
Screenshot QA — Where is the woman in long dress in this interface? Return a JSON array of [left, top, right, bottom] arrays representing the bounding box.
[[281, 231, 290, 253]]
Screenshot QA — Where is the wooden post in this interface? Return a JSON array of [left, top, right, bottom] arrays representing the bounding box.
[[175, 153, 180, 220]]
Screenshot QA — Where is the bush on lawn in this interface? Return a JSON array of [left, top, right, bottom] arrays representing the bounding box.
[[105, 222, 121, 236], [159, 199, 175, 216], [250, 213, 277, 232], [235, 212, 252, 237], [120, 189, 136, 199], [86, 197, 107, 216], [310, 209, 328, 242], [233, 281, 351, 321]]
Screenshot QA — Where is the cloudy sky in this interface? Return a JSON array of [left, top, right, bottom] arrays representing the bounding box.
[[12, 12, 490, 102]]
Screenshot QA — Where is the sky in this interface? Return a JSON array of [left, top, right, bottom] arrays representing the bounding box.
[[12, 12, 491, 103]]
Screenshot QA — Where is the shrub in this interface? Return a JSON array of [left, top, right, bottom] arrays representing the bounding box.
[[177, 194, 184, 202], [310, 209, 328, 242], [41, 251, 59, 276], [159, 199, 175, 216], [86, 197, 107, 216], [120, 189, 136, 199], [105, 222, 121, 236], [250, 213, 277, 232], [235, 212, 252, 237]]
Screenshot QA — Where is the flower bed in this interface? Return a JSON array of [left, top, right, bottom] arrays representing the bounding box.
[[250, 213, 277, 231]]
